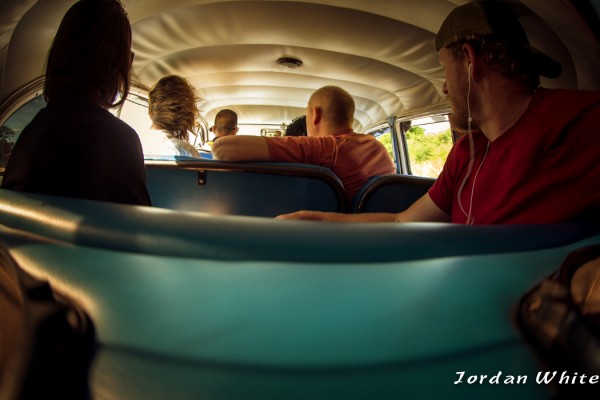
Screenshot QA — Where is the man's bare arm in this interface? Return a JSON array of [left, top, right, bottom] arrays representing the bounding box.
[[212, 135, 270, 161], [394, 193, 450, 222], [276, 193, 450, 223], [276, 210, 399, 222]]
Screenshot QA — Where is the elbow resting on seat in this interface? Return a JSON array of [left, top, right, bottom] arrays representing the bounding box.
[[210, 139, 228, 160], [212, 136, 270, 162]]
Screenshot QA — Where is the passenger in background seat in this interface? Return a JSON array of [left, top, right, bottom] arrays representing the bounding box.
[[212, 85, 395, 201], [277, 1, 600, 224], [285, 115, 307, 137], [2, 0, 151, 206], [139, 75, 200, 158], [209, 109, 239, 143]]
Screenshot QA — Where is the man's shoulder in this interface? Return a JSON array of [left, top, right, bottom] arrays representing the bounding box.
[[528, 88, 600, 125], [335, 131, 374, 141], [537, 88, 600, 108]]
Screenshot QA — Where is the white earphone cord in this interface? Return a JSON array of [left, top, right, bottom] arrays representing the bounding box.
[[456, 63, 487, 225], [456, 64, 473, 222]]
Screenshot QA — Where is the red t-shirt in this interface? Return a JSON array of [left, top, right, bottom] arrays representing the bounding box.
[[429, 88, 600, 224], [266, 129, 395, 201]]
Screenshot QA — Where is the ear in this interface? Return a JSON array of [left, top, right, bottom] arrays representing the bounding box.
[[462, 43, 477, 78], [312, 106, 322, 125]]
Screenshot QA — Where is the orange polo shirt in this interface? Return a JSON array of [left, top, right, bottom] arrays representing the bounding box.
[[266, 129, 395, 201]]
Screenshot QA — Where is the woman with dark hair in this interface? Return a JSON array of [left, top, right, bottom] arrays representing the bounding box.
[[140, 75, 201, 157], [2, 0, 151, 206]]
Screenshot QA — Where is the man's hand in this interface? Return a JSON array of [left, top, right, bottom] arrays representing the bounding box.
[[275, 210, 344, 221], [276, 210, 399, 222]]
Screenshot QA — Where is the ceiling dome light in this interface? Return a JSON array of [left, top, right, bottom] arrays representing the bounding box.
[[277, 57, 303, 70]]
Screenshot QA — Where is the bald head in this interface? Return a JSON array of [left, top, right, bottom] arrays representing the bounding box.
[[212, 109, 238, 137], [307, 86, 355, 134]]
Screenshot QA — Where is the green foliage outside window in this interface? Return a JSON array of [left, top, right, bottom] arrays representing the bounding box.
[[405, 126, 453, 178], [377, 132, 395, 160]]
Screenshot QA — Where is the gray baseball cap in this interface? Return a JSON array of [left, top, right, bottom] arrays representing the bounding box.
[[435, 1, 561, 78]]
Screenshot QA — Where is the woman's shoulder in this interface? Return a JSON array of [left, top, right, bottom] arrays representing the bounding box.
[[51, 96, 136, 135]]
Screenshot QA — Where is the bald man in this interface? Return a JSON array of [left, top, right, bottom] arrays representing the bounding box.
[[210, 109, 239, 141], [212, 86, 395, 202]]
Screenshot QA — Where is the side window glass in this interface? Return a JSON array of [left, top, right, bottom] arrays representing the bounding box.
[[114, 93, 151, 135], [365, 124, 396, 169], [0, 95, 47, 173], [374, 130, 396, 166], [404, 115, 452, 178]]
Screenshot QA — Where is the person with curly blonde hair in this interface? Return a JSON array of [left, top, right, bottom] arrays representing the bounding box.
[[140, 75, 200, 157]]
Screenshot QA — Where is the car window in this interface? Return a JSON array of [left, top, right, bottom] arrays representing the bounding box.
[[374, 129, 394, 161], [403, 115, 452, 179], [374, 130, 396, 168], [363, 123, 397, 171], [0, 95, 47, 173], [114, 93, 151, 135]]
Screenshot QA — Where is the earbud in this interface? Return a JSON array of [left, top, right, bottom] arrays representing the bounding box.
[[467, 63, 472, 76]]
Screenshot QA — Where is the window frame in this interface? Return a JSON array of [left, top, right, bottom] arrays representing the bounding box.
[[392, 104, 453, 178], [0, 77, 45, 128]]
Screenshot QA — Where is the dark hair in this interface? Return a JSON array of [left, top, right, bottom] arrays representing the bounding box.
[[149, 75, 199, 142], [285, 115, 307, 136], [445, 35, 540, 92], [44, 0, 132, 108]]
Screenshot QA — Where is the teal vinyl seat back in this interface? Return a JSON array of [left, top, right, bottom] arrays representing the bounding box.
[[0, 188, 597, 263], [145, 159, 347, 217], [1, 189, 600, 400], [351, 174, 435, 213]]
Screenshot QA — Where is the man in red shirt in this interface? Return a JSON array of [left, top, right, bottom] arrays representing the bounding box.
[[212, 85, 395, 202], [278, 1, 600, 224]]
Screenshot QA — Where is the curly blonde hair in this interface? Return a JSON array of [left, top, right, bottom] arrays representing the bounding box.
[[148, 75, 199, 142]]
